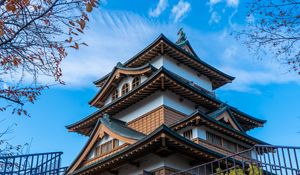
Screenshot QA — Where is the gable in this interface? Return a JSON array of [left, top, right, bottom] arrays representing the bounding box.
[[67, 116, 145, 174], [90, 63, 154, 107], [214, 111, 242, 132]]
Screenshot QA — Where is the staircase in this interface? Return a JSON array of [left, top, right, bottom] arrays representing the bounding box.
[[171, 145, 300, 175], [0, 152, 67, 175]]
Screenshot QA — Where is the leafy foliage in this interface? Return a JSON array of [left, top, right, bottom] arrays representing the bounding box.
[[216, 164, 262, 175], [0, 0, 98, 116], [235, 0, 300, 74]]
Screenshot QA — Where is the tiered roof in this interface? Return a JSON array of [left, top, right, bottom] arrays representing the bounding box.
[[66, 33, 267, 175], [93, 34, 234, 89], [66, 68, 265, 135]]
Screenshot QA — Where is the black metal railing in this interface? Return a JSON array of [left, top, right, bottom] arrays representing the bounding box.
[[0, 152, 67, 175], [171, 145, 300, 175]]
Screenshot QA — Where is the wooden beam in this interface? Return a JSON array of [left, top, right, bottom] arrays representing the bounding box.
[[109, 170, 118, 175], [129, 161, 140, 168], [161, 76, 165, 91], [160, 42, 164, 54]]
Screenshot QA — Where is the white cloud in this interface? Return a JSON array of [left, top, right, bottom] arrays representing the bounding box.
[[226, 0, 239, 7], [171, 0, 191, 23], [149, 0, 168, 17], [208, 0, 239, 7], [209, 11, 221, 24], [223, 46, 237, 59], [184, 28, 300, 93], [52, 10, 178, 87], [44, 10, 300, 93], [208, 0, 222, 6]]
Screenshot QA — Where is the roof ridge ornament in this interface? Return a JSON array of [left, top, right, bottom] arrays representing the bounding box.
[[176, 28, 187, 45]]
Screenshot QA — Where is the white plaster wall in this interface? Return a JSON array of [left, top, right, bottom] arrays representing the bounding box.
[[178, 126, 206, 140], [196, 126, 206, 140], [150, 55, 213, 91], [163, 90, 195, 115], [112, 90, 196, 123]]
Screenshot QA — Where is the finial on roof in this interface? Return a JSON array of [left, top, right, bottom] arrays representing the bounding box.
[[176, 28, 187, 45]]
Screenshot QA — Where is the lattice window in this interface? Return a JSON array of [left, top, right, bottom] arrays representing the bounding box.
[[223, 139, 237, 152], [112, 89, 118, 101], [121, 83, 129, 95], [206, 132, 222, 146], [132, 76, 141, 89], [183, 129, 193, 139], [206, 132, 246, 154], [113, 139, 119, 148], [95, 139, 119, 157]]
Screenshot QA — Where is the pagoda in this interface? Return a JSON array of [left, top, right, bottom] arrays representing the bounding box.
[[65, 30, 267, 175]]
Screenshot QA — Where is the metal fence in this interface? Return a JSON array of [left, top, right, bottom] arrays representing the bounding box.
[[0, 152, 67, 175], [171, 145, 300, 175]]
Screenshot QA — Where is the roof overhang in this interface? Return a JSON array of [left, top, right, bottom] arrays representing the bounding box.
[[171, 111, 268, 145], [67, 68, 265, 135], [68, 125, 225, 175]]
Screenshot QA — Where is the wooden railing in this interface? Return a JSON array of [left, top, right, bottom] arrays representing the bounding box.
[[0, 152, 67, 175], [171, 145, 300, 175]]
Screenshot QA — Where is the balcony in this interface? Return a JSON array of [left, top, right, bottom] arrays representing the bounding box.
[[171, 145, 300, 175]]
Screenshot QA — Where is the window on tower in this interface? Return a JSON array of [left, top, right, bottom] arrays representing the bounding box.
[[112, 89, 119, 101], [132, 76, 140, 89], [183, 129, 193, 139], [206, 131, 248, 154], [121, 83, 129, 95], [95, 139, 120, 157]]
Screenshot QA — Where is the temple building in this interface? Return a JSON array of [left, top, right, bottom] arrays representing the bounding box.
[[65, 30, 267, 175]]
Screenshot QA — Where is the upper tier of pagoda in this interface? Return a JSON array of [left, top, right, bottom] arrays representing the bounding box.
[[93, 34, 234, 90], [66, 33, 266, 136]]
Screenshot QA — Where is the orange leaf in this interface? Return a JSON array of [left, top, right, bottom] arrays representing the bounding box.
[[71, 42, 79, 49], [86, 3, 93, 12], [78, 19, 85, 30], [65, 37, 72, 43]]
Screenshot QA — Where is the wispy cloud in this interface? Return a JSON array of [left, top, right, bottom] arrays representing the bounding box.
[[208, 0, 239, 7], [149, 0, 168, 17], [207, 0, 239, 26], [188, 29, 300, 93], [49, 9, 300, 93], [171, 0, 191, 23], [209, 11, 221, 24], [54, 10, 178, 87], [226, 0, 239, 7], [208, 0, 222, 8]]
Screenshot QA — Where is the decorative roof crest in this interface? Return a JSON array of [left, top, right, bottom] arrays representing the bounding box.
[[176, 28, 187, 45]]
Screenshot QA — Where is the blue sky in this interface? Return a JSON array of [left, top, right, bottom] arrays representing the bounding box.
[[1, 0, 300, 166]]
